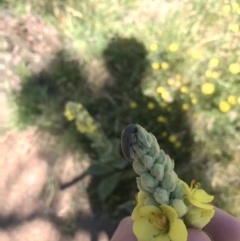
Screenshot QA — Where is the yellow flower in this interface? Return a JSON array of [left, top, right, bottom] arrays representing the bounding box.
[[205, 70, 212, 77], [229, 63, 240, 74], [180, 86, 188, 93], [223, 4, 231, 13], [237, 8, 240, 14], [132, 191, 148, 220], [219, 101, 230, 112], [161, 62, 169, 69], [156, 86, 166, 94], [232, 2, 239, 10], [211, 71, 220, 79], [175, 141, 181, 148], [152, 62, 160, 70], [169, 43, 178, 52], [161, 91, 171, 100], [182, 103, 189, 111], [147, 102, 155, 110], [133, 205, 187, 241], [130, 101, 138, 109], [64, 108, 75, 121], [209, 58, 219, 67], [167, 78, 174, 85], [169, 135, 177, 143], [229, 24, 239, 32], [174, 80, 181, 87], [191, 50, 202, 59], [162, 132, 167, 137], [180, 180, 214, 210], [201, 82, 215, 95], [175, 74, 181, 80], [227, 95, 236, 105], [150, 43, 158, 51], [238, 97, 240, 104], [191, 98, 197, 104], [185, 206, 215, 229], [157, 116, 167, 123]]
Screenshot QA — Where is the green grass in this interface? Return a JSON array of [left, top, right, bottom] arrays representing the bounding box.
[[3, 0, 240, 217]]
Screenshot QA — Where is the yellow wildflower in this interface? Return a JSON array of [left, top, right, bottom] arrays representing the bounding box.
[[180, 180, 214, 209], [229, 24, 239, 32], [191, 50, 202, 59], [157, 116, 167, 123], [222, 4, 231, 13], [229, 63, 240, 74], [167, 78, 175, 86], [238, 97, 240, 104], [161, 91, 171, 100], [162, 132, 167, 137], [169, 135, 177, 143], [211, 71, 220, 79], [227, 95, 236, 105], [64, 108, 75, 121], [182, 103, 189, 111], [130, 101, 138, 109], [185, 206, 215, 229], [180, 86, 188, 93], [161, 62, 169, 69], [209, 58, 219, 68], [191, 98, 197, 104], [132, 191, 148, 220], [152, 62, 160, 70], [201, 82, 215, 95], [150, 43, 158, 51], [156, 86, 165, 94], [219, 101, 230, 112], [133, 205, 187, 241], [205, 70, 212, 77], [174, 80, 181, 87], [237, 8, 240, 14], [175, 141, 181, 148], [232, 2, 239, 10], [169, 43, 178, 52], [147, 102, 155, 110], [175, 74, 181, 79]]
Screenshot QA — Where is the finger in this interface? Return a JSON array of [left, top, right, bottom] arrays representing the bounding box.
[[203, 207, 240, 241], [187, 229, 212, 241], [110, 217, 137, 241]]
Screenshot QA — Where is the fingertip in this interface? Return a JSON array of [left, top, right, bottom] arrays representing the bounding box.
[[187, 229, 212, 241]]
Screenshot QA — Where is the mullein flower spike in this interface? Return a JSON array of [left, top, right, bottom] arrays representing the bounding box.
[[121, 124, 215, 241]]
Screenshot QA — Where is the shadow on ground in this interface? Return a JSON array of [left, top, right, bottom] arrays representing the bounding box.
[[4, 36, 200, 240]]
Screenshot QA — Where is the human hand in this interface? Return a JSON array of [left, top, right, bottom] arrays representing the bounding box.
[[110, 207, 240, 241]]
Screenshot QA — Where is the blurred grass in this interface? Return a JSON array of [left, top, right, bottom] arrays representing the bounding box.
[[2, 0, 240, 217]]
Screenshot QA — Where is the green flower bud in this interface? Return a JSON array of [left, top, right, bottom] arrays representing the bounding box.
[[144, 195, 159, 206], [151, 163, 164, 181], [136, 177, 155, 193], [170, 181, 184, 199], [143, 155, 155, 169], [133, 145, 148, 159], [141, 173, 158, 189], [164, 155, 174, 172], [136, 125, 152, 148], [171, 199, 188, 217], [132, 160, 148, 175], [154, 187, 169, 204], [155, 150, 167, 166], [161, 172, 176, 192]]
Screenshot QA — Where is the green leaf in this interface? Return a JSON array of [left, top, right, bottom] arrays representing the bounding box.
[[97, 174, 121, 200], [87, 163, 114, 176]]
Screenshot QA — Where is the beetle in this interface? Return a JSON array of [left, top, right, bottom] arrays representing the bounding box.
[[121, 124, 138, 161]]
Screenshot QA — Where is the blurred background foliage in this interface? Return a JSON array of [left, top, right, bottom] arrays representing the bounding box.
[[2, 0, 240, 218]]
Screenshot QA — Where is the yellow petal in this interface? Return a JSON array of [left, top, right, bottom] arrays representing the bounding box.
[[160, 205, 178, 222], [154, 234, 171, 241], [132, 203, 142, 220], [168, 219, 188, 241], [133, 218, 160, 241], [138, 191, 148, 204], [192, 189, 214, 203], [190, 199, 214, 210], [139, 205, 162, 218]]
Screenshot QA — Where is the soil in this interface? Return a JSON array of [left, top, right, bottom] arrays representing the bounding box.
[[0, 10, 118, 241]]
